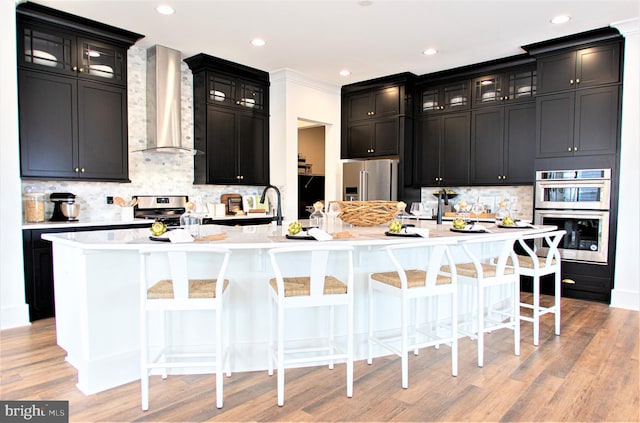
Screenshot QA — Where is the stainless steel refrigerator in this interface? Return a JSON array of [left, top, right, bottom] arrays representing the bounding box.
[[343, 159, 398, 201]]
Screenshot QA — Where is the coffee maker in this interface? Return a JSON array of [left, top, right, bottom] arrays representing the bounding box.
[[50, 192, 78, 221]]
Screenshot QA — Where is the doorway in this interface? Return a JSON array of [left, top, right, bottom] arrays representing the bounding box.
[[297, 120, 326, 219]]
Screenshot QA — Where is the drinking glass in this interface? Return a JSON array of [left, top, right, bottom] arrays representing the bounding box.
[[471, 202, 485, 220], [410, 202, 424, 218], [327, 202, 341, 218]]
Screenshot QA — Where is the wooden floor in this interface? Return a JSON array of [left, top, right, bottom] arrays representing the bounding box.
[[1, 294, 639, 422]]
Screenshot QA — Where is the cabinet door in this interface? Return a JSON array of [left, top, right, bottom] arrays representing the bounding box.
[[576, 44, 621, 88], [206, 106, 238, 184], [472, 74, 503, 107], [237, 113, 269, 185], [18, 23, 76, 76], [574, 86, 619, 156], [441, 112, 470, 186], [18, 70, 78, 179], [77, 81, 128, 180], [504, 102, 535, 184], [372, 117, 400, 156], [346, 121, 373, 158], [22, 230, 56, 321], [238, 80, 266, 111], [537, 51, 576, 94], [373, 86, 400, 117], [471, 107, 504, 184], [346, 92, 372, 121], [536, 92, 574, 158], [78, 38, 126, 85], [414, 116, 441, 186]]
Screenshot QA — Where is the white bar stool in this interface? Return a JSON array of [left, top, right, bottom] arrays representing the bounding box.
[[514, 230, 566, 346], [368, 239, 459, 389], [266, 244, 354, 406], [138, 244, 231, 410], [441, 232, 521, 367]]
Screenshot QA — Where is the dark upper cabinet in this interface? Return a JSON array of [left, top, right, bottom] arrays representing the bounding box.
[[414, 112, 470, 187], [418, 80, 470, 114], [16, 3, 142, 181], [346, 86, 401, 122], [185, 53, 270, 185], [536, 43, 621, 95], [471, 66, 536, 107], [536, 85, 620, 158], [342, 85, 405, 158], [471, 102, 535, 185]]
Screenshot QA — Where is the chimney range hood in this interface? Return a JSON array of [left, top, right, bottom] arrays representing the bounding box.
[[139, 45, 199, 154]]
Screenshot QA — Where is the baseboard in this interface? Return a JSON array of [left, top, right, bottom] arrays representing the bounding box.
[[610, 288, 640, 311]]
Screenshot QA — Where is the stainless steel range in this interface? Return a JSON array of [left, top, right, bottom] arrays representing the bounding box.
[[534, 169, 611, 263], [133, 195, 188, 227]]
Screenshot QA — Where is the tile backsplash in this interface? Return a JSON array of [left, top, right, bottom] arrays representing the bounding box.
[[21, 46, 273, 222], [421, 185, 534, 221]]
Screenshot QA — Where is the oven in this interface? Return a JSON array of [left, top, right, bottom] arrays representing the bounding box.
[[534, 169, 611, 264], [133, 195, 188, 227]]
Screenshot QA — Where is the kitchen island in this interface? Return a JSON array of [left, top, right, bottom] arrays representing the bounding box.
[[43, 221, 554, 395]]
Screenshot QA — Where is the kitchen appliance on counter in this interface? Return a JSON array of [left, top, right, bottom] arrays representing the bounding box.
[[534, 169, 611, 263], [343, 158, 398, 201], [133, 195, 188, 227], [50, 192, 79, 222]]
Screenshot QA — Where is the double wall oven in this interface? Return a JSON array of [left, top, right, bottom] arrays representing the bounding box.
[[534, 169, 611, 264]]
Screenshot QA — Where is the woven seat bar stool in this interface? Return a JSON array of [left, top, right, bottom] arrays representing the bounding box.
[[441, 232, 521, 368], [267, 244, 354, 406], [139, 245, 231, 410], [513, 230, 566, 346], [368, 238, 459, 389]]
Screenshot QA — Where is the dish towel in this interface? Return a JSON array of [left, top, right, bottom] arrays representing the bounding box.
[[406, 227, 430, 237], [308, 227, 333, 241], [167, 229, 195, 243]]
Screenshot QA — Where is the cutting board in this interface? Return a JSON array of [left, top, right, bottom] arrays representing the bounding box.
[[220, 194, 242, 215]]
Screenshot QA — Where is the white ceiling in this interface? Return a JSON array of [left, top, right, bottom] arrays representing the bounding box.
[[34, 0, 639, 86]]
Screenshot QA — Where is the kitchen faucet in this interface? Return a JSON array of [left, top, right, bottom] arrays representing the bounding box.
[[436, 189, 449, 225], [261, 185, 283, 226]]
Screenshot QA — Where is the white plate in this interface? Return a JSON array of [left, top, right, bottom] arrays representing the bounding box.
[[89, 64, 114, 78], [482, 91, 496, 100], [26, 50, 57, 67], [422, 100, 435, 109], [210, 90, 226, 101], [449, 96, 466, 105], [242, 98, 256, 108]]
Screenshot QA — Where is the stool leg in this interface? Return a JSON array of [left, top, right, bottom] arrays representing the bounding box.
[[413, 297, 420, 355], [477, 283, 484, 367], [329, 305, 335, 370], [514, 278, 520, 356], [401, 292, 409, 388], [161, 310, 168, 379], [347, 301, 354, 398], [367, 282, 374, 365], [277, 301, 285, 406], [268, 293, 274, 376], [554, 270, 561, 336], [451, 291, 458, 377], [141, 309, 149, 411], [216, 308, 223, 409], [533, 274, 541, 346]]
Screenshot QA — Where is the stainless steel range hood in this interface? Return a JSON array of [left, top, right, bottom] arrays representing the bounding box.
[[139, 45, 198, 154]]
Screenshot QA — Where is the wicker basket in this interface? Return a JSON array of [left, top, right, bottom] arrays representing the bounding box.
[[335, 201, 399, 226]]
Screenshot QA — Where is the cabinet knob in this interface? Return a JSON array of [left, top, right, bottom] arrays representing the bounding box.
[[570, 79, 574, 85], [81, 168, 85, 173], [78, 68, 84, 73], [567, 147, 572, 151], [574, 147, 578, 151], [439, 105, 445, 110], [504, 95, 509, 100], [503, 175, 506, 180], [236, 100, 241, 105], [72, 66, 78, 71], [74, 167, 79, 173], [497, 175, 502, 180], [576, 78, 580, 84]]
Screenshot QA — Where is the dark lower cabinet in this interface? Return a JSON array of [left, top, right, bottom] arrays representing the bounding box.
[[22, 223, 149, 321]]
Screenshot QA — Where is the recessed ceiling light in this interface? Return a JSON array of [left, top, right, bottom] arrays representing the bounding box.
[[339, 70, 351, 76], [422, 48, 437, 56], [156, 4, 175, 15], [251, 38, 266, 47], [358, 1, 373, 6], [551, 14, 571, 24]]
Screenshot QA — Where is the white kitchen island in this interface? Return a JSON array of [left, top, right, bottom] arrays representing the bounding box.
[[43, 221, 554, 395]]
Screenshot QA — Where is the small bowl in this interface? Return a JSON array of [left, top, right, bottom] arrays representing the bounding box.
[[61, 202, 80, 219]]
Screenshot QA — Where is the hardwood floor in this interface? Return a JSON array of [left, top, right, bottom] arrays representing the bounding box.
[[1, 294, 638, 422]]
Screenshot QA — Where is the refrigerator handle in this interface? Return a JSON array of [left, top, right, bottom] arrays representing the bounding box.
[[360, 170, 368, 201]]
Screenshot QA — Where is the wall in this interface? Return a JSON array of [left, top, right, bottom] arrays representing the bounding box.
[[298, 126, 326, 175], [19, 46, 269, 221]]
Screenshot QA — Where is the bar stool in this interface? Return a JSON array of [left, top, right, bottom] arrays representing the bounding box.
[[441, 232, 521, 367], [514, 230, 566, 346], [368, 239, 459, 389], [267, 244, 354, 406], [139, 244, 231, 410]]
